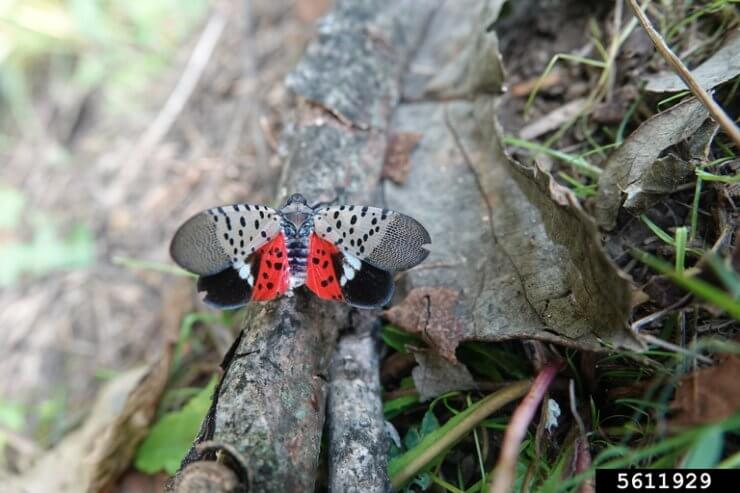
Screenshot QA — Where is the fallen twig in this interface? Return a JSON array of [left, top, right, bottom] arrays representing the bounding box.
[[626, 0, 740, 147], [328, 316, 390, 492], [639, 333, 713, 365], [631, 293, 693, 331]]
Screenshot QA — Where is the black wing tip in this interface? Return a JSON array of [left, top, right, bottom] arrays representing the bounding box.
[[196, 268, 251, 310], [169, 214, 192, 265], [200, 297, 248, 311], [401, 213, 432, 248], [169, 224, 189, 269], [376, 212, 431, 272], [341, 259, 395, 309], [346, 282, 395, 309], [397, 212, 431, 241]]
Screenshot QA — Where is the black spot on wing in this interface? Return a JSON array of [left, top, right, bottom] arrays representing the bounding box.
[[196, 267, 251, 309], [333, 254, 394, 309]]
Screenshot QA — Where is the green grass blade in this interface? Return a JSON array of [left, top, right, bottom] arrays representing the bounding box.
[[113, 256, 196, 277], [523, 53, 606, 116], [504, 137, 602, 178], [557, 172, 597, 198], [632, 249, 740, 320], [681, 425, 723, 468], [641, 216, 702, 256], [718, 451, 740, 469], [384, 394, 420, 419], [381, 324, 424, 353], [705, 253, 740, 299], [389, 381, 531, 490], [674, 227, 687, 274], [641, 215, 675, 245], [430, 474, 466, 493], [695, 169, 740, 184], [689, 175, 703, 242]]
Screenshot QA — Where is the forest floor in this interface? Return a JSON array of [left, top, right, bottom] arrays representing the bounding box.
[[1, 0, 738, 492]]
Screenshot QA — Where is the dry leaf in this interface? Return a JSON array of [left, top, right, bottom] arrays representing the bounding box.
[[411, 350, 476, 401], [3, 282, 187, 493], [645, 32, 740, 93], [622, 153, 694, 214], [519, 98, 588, 140], [688, 120, 720, 162], [595, 97, 709, 230], [670, 353, 740, 427], [403, 0, 506, 100], [423, 4, 506, 99], [510, 70, 564, 98], [384, 288, 462, 362], [384, 0, 638, 354], [499, 150, 637, 347]]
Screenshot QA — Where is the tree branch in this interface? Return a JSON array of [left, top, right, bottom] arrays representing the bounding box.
[[328, 315, 390, 492], [170, 1, 437, 491]]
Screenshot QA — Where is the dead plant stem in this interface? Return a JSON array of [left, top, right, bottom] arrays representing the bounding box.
[[626, 0, 740, 147]]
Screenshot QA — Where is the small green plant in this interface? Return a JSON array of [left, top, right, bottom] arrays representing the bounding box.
[[389, 409, 441, 492], [0, 399, 26, 433], [135, 377, 216, 475], [389, 383, 529, 491]]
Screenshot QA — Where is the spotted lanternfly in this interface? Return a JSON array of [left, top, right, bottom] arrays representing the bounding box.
[[170, 193, 431, 309]]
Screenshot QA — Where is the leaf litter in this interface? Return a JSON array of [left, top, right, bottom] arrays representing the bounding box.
[[644, 31, 740, 93], [410, 350, 476, 402], [670, 340, 740, 427], [595, 96, 709, 230], [384, 0, 639, 362], [383, 0, 740, 488]]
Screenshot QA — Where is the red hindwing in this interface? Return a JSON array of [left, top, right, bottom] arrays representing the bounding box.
[[250, 234, 290, 301], [305, 234, 343, 302]]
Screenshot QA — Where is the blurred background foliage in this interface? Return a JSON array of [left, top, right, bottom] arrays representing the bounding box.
[[0, 0, 206, 124], [0, 0, 206, 287]]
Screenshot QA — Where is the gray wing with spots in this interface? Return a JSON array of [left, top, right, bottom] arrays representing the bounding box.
[[170, 204, 282, 276], [313, 205, 431, 272]]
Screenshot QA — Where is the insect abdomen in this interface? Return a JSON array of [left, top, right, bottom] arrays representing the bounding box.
[[286, 234, 309, 288]]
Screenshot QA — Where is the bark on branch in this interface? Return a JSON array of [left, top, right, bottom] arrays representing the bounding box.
[[328, 315, 390, 493]]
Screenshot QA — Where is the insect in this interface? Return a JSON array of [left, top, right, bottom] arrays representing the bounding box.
[[170, 193, 431, 309]]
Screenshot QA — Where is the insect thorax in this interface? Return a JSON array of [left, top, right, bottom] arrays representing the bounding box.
[[281, 211, 314, 289]]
